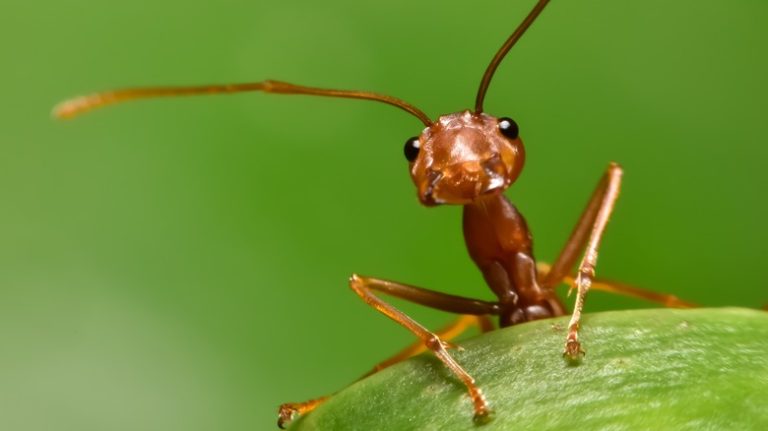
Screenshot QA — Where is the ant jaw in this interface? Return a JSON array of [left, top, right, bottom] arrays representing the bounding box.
[[417, 169, 448, 206], [419, 193, 444, 207], [415, 151, 513, 206], [416, 167, 512, 207]]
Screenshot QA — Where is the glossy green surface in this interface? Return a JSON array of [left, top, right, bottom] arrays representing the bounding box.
[[293, 308, 768, 430], [1, 1, 767, 429]]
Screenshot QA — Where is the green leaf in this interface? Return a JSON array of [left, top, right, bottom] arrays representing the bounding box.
[[290, 308, 768, 430]]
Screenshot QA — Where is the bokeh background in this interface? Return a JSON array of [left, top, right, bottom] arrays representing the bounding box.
[[2, 0, 766, 429]]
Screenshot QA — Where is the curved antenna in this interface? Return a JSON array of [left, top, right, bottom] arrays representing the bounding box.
[[474, 0, 551, 113], [53, 80, 432, 126]]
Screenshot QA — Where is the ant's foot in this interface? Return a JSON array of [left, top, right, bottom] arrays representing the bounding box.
[[473, 408, 494, 425], [563, 339, 585, 361], [277, 403, 298, 429], [277, 396, 328, 429], [470, 387, 493, 425]]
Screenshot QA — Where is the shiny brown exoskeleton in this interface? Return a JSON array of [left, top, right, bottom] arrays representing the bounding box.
[[54, 0, 695, 427]]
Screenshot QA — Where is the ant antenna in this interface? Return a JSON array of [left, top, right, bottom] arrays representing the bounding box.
[[474, 0, 551, 113], [53, 80, 432, 126]]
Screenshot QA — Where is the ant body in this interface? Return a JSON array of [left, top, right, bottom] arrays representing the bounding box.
[[54, 0, 693, 426]]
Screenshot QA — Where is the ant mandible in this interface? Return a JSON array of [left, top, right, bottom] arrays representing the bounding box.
[[54, 0, 694, 427]]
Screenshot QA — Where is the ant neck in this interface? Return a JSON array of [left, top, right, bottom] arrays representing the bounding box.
[[467, 192, 509, 213]]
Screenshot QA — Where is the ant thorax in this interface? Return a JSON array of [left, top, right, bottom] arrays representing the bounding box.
[[408, 110, 525, 206]]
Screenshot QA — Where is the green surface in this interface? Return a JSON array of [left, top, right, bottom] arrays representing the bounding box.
[[292, 308, 768, 431], [1, 0, 767, 430]]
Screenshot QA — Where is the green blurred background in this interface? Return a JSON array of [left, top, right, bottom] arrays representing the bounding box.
[[1, 0, 766, 429]]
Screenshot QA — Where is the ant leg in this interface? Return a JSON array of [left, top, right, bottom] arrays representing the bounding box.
[[277, 315, 493, 428], [344, 276, 500, 315], [348, 274, 492, 420], [565, 163, 621, 358], [277, 397, 329, 429], [363, 314, 495, 377], [539, 163, 623, 358], [578, 277, 696, 308], [277, 278, 499, 427], [538, 263, 696, 308], [580, 277, 696, 307], [541, 163, 621, 291]]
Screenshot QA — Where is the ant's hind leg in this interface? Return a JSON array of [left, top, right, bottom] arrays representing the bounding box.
[[276, 276, 500, 428]]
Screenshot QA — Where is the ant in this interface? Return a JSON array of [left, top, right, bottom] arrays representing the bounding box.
[[54, 0, 694, 427]]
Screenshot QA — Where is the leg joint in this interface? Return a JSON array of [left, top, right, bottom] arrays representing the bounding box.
[[425, 334, 444, 352], [607, 161, 623, 175], [348, 273, 366, 293]]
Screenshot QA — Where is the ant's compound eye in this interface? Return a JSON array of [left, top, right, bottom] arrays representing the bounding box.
[[498, 117, 519, 140], [403, 137, 420, 162]]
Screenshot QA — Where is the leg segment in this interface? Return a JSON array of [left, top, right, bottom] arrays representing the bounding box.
[[277, 277, 499, 427], [573, 276, 696, 308], [542, 163, 622, 291], [544, 163, 623, 358], [537, 263, 696, 308], [363, 314, 495, 378], [277, 314, 493, 428], [350, 276, 500, 315], [565, 163, 622, 358], [348, 274, 491, 420]]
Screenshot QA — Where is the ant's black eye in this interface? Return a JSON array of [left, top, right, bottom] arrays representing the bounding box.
[[403, 137, 420, 162], [498, 117, 519, 140]]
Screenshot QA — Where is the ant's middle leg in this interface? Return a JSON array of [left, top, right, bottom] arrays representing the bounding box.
[[537, 263, 697, 308]]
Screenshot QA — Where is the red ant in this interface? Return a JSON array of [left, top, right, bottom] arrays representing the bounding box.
[[54, 0, 694, 427]]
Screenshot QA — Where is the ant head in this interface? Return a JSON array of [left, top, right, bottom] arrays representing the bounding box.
[[404, 111, 524, 206], [400, 0, 550, 206]]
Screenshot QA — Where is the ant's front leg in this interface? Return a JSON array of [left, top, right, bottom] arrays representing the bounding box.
[[277, 276, 499, 428], [541, 163, 623, 359], [347, 275, 493, 421], [362, 314, 495, 378]]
